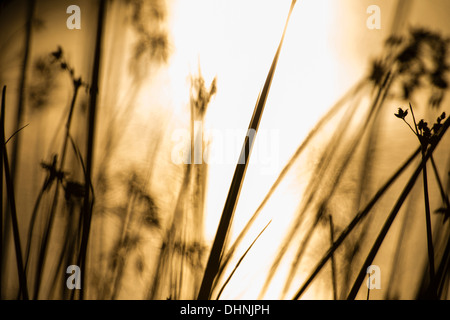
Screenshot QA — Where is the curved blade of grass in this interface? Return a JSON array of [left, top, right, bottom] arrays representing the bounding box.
[[215, 220, 271, 300], [0, 87, 3, 298], [197, 0, 297, 300]]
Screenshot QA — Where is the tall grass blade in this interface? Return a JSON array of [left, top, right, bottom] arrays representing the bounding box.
[[1, 86, 29, 299], [197, 0, 297, 300], [215, 220, 271, 300], [216, 80, 367, 285], [4, 124, 30, 145], [1, 0, 36, 292], [78, 0, 106, 300], [328, 215, 337, 300]]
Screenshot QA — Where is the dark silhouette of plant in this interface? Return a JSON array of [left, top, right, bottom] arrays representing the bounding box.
[[1, 86, 29, 299], [394, 103, 448, 293], [2, 0, 449, 301], [23, 45, 89, 299]]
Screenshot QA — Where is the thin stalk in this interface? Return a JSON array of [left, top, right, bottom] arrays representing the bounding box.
[[1, 0, 35, 297], [416, 219, 450, 299], [422, 146, 435, 285], [23, 185, 45, 273], [110, 194, 136, 300], [32, 80, 81, 299], [345, 117, 450, 300], [384, 183, 415, 299], [328, 215, 337, 300], [0, 87, 3, 299], [48, 200, 77, 299], [270, 71, 394, 299], [434, 232, 450, 298], [281, 206, 325, 297], [272, 88, 366, 297], [147, 239, 168, 299], [292, 146, 421, 300], [339, 77, 394, 298], [1, 86, 29, 299], [9, 0, 35, 181], [78, 0, 106, 300], [197, 1, 297, 300], [147, 147, 193, 299], [4, 124, 29, 145], [215, 220, 271, 300]]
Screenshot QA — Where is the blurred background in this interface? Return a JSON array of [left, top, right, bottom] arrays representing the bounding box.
[[0, 0, 449, 300]]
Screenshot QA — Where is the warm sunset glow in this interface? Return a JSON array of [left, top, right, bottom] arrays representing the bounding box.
[[0, 0, 449, 303]]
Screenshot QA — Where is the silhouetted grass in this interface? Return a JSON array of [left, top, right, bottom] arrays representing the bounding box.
[[1, 0, 35, 296], [1, 86, 29, 299], [215, 220, 271, 300], [197, 0, 297, 300], [77, 0, 106, 300], [1, 1, 449, 301], [148, 69, 215, 300]]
